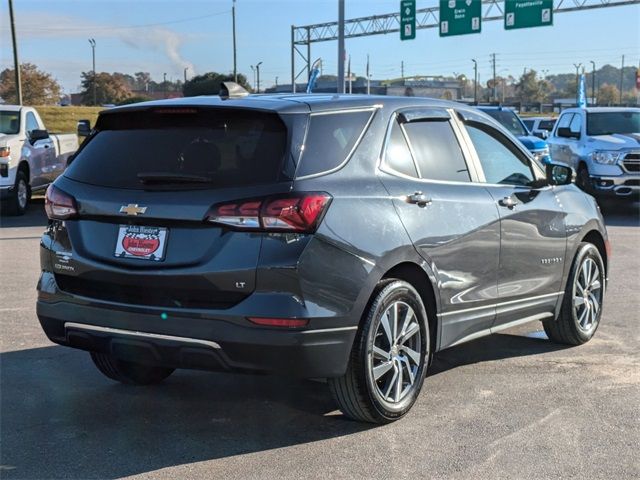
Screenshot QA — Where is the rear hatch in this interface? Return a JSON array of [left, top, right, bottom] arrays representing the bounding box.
[[50, 106, 302, 310]]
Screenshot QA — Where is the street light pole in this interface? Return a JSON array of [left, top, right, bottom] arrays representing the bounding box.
[[471, 59, 478, 104], [232, 0, 237, 82], [256, 61, 262, 93], [337, 0, 345, 94], [88, 39, 96, 105], [184, 67, 188, 83], [8, 0, 22, 105], [589, 61, 596, 106], [163, 72, 167, 98]]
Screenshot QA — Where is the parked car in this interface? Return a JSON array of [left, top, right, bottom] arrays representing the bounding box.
[[547, 107, 640, 200], [37, 91, 609, 423], [0, 106, 78, 215], [478, 106, 550, 163], [522, 116, 557, 139]]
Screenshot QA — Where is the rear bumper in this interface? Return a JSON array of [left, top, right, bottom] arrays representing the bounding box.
[[37, 285, 357, 379]]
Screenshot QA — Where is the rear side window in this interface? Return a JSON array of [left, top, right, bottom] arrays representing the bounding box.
[[296, 110, 373, 177], [384, 120, 418, 177], [538, 120, 555, 130], [65, 109, 288, 189], [569, 114, 582, 135], [403, 120, 470, 182]]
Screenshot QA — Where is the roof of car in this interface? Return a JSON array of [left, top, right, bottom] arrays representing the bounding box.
[[476, 106, 515, 112], [560, 107, 640, 114], [0, 105, 23, 112], [100, 93, 476, 116]]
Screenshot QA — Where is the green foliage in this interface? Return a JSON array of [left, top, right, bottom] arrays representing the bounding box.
[[117, 95, 153, 106], [597, 84, 620, 105], [182, 72, 251, 97], [0, 63, 61, 105], [80, 71, 132, 105], [515, 69, 554, 103]]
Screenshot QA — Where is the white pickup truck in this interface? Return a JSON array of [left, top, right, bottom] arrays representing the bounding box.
[[0, 106, 78, 215]]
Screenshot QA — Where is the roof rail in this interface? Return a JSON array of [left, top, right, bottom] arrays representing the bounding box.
[[219, 82, 250, 100]]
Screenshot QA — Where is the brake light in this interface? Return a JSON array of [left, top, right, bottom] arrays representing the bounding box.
[[248, 317, 309, 328], [206, 192, 331, 233], [0, 146, 9, 158], [45, 185, 77, 219]]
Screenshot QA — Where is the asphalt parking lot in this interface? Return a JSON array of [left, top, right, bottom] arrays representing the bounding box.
[[1, 198, 638, 480]]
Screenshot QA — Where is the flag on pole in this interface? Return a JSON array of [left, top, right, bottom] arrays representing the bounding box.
[[577, 73, 587, 108], [306, 58, 322, 94]]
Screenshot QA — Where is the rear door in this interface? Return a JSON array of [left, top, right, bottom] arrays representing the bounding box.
[[51, 107, 300, 310], [377, 108, 501, 348], [457, 111, 567, 328]]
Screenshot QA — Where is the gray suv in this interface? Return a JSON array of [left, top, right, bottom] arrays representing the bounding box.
[[38, 93, 608, 423]]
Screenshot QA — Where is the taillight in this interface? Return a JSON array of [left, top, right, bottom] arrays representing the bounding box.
[[0, 146, 9, 158], [45, 185, 77, 220], [206, 192, 331, 233]]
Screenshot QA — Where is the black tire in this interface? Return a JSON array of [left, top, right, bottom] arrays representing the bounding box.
[[543, 243, 605, 345], [90, 352, 175, 385], [6, 170, 30, 216], [328, 279, 431, 424], [576, 164, 593, 195]]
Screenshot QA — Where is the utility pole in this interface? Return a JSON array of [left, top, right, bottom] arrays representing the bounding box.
[[232, 0, 237, 82], [337, 0, 345, 93], [275, 76, 279, 87], [347, 55, 352, 94], [8, 0, 22, 105], [619, 55, 625, 104], [89, 39, 96, 105], [472, 59, 478, 104], [366, 54, 370, 95], [491, 53, 497, 103], [401, 60, 404, 79], [589, 61, 596, 106], [184, 67, 188, 83], [256, 61, 262, 93]]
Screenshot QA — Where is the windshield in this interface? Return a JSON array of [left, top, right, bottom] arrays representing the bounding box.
[[587, 111, 640, 136], [65, 108, 289, 190], [482, 110, 528, 137], [0, 111, 20, 135]]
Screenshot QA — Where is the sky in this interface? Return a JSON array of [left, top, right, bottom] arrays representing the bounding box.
[[1, 0, 639, 94]]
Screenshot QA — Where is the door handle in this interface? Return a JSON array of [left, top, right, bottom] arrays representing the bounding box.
[[498, 196, 518, 209], [406, 191, 432, 207]]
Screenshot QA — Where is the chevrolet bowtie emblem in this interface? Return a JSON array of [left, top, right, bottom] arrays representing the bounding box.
[[119, 204, 147, 216]]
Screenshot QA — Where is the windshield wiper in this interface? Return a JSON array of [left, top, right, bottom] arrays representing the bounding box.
[[138, 172, 213, 184]]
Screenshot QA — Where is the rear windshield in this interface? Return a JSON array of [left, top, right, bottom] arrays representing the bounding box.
[[0, 110, 20, 135], [586, 111, 640, 136], [538, 119, 556, 131], [65, 108, 289, 189]]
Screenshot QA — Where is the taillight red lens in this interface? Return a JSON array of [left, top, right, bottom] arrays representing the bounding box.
[[44, 185, 77, 220], [248, 317, 309, 328], [206, 192, 331, 233]]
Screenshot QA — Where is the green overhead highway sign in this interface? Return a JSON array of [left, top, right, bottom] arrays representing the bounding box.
[[439, 0, 481, 37], [400, 0, 416, 40], [504, 0, 553, 30]]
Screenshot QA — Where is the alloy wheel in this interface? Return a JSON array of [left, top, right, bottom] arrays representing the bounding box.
[[17, 179, 28, 210], [369, 300, 422, 404], [573, 257, 602, 332]]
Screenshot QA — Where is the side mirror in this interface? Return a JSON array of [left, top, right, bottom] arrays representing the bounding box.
[[546, 162, 573, 186], [77, 119, 91, 137], [557, 127, 579, 139], [29, 129, 49, 143]]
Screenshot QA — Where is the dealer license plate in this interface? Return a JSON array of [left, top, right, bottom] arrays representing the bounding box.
[[114, 225, 168, 261]]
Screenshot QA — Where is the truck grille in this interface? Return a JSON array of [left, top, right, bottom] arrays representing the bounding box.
[[623, 153, 640, 173], [55, 274, 246, 310]]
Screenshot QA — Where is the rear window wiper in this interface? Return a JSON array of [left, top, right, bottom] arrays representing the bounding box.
[[137, 172, 213, 184]]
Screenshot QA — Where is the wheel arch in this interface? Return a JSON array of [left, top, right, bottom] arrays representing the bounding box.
[[581, 229, 608, 275], [380, 262, 440, 353], [17, 160, 30, 182]]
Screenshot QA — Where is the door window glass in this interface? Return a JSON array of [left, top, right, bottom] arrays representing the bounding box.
[[384, 120, 418, 177], [554, 113, 573, 136], [26, 112, 39, 134], [402, 120, 470, 182], [569, 114, 582, 135], [466, 124, 534, 186]]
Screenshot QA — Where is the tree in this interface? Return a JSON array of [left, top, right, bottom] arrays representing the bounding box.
[[515, 69, 553, 103], [597, 84, 620, 105], [80, 71, 132, 105], [183, 72, 251, 97], [0, 63, 61, 105]]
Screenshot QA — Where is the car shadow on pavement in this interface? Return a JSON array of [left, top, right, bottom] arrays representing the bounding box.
[[430, 332, 570, 376], [2, 332, 570, 479], [0, 198, 48, 229]]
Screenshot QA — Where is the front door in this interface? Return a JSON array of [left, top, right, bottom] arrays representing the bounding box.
[[459, 116, 567, 328], [378, 109, 501, 348]]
